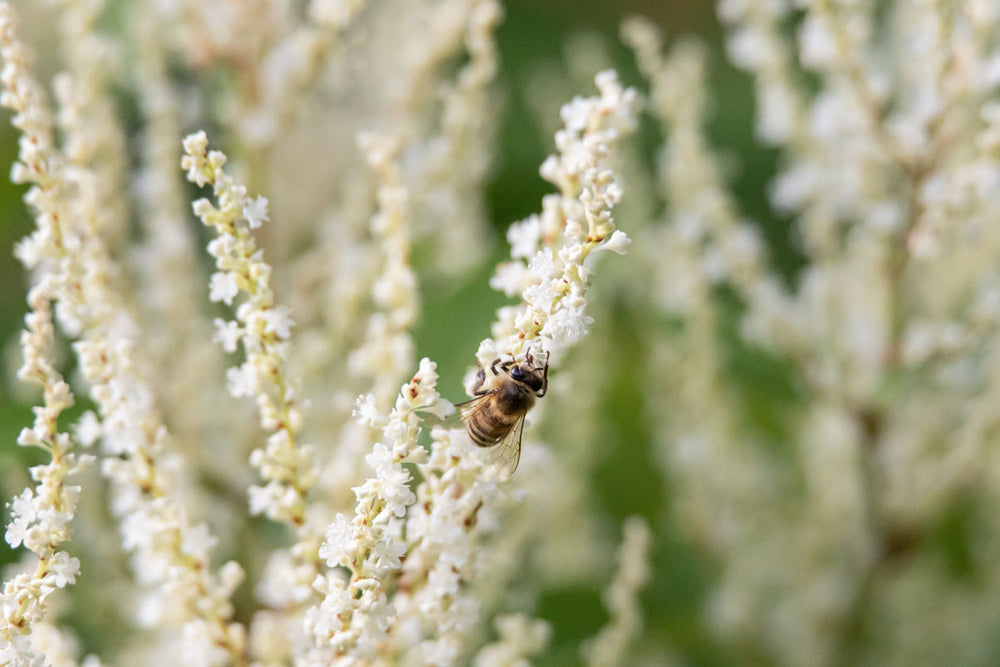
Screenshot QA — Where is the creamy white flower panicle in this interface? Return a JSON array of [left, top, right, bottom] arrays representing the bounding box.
[[182, 130, 319, 530], [346, 133, 418, 408], [583, 516, 652, 667], [619, 3, 1000, 664], [1, 288, 87, 664], [623, 16, 765, 316], [415, 0, 502, 275], [304, 358, 452, 664], [473, 614, 552, 667], [377, 422, 516, 664], [49, 0, 129, 251], [487, 70, 638, 362], [1, 4, 246, 664]]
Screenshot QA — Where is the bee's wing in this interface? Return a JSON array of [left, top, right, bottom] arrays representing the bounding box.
[[453, 394, 492, 428], [454, 393, 525, 478], [489, 411, 525, 479]]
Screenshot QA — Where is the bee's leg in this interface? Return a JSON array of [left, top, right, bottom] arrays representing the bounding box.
[[470, 365, 487, 395], [536, 358, 549, 397]]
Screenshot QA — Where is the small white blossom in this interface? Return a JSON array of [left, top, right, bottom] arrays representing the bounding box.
[[353, 393, 380, 427], [319, 514, 354, 568], [212, 318, 243, 353], [243, 194, 270, 228], [209, 271, 240, 305], [507, 216, 541, 259], [600, 229, 631, 254], [45, 551, 81, 588], [16, 427, 38, 447], [73, 411, 101, 447], [262, 305, 294, 339], [226, 363, 257, 398]]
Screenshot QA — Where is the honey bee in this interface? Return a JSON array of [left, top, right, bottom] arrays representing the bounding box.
[[456, 350, 549, 477]]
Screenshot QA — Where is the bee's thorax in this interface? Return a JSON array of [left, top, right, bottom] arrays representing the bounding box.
[[495, 380, 535, 416]]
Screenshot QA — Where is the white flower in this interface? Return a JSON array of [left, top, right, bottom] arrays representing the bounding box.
[[206, 233, 237, 260], [507, 216, 541, 259], [527, 247, 559, 280], [798, 15, 839, 70], [522, 277, 557, 315], [427, 561, 461, 599], [262, 305, 294, 339], [46, 550, 80, 588], [248, 481, 283, 517], [353, 393, 380, 427], [212, 318, 243, 353], [180, 523, 218, 560], [370, 535, 407, 570], [16, 427, 38, 447], [475, 338, 500, 368], [489, 261, 532, 298], [365, 444, 415, 517], [73, 411, 101, 447], [320, 513, 355, 568], [209, 271, 240, 305], [181, 131, 210, 184], [243, 195, 270, 228], [226, 363, 257, 398], [600, 229, 631, 254], [407, 358, 454, 418], [560, 96, 591, 132], [192, 197, 217, 220], [9, 488, 37, 523], [541, 300, 593, 344], [5, 515, 30, 548]]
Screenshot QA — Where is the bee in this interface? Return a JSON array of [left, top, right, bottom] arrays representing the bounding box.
[[456, 350, 549, 477]]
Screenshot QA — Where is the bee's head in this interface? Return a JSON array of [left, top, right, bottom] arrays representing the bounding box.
[[510, 363, 544, 392]]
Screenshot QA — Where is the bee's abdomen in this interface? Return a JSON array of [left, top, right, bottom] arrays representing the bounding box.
[[467, 410, 515, 447]]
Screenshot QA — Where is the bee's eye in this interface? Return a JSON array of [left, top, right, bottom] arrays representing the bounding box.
[[510, 366, 526, 382]]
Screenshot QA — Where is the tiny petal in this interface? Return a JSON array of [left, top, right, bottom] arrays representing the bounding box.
[[600, 229, 631, 254]]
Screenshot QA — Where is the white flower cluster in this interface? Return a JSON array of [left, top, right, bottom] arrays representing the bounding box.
[[473, 614, 552, 667], [487, 70, 638, 361], [305, 358, 452, 663], [414, 0, 502, 275], [305, 369, 546, 665], [624, 3, 1000, 665], [2, 6, 246, 663], [346, 133, 418, 407], [623, 16, 765, 315], [584, 516, 652, 666], [182, 130, 318, 528], [381, 422, 518, 664], [2, 291, 87, 664]]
